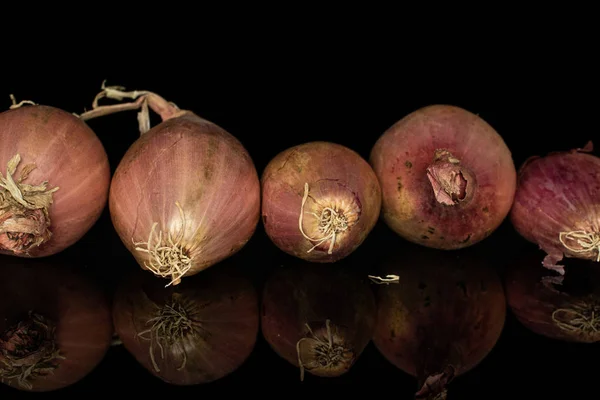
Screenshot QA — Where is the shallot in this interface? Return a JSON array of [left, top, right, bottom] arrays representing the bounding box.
[[80, 83, 260, 286], [370, 105, 516, 249]]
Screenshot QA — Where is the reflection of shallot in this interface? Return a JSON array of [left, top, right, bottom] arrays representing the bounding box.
[[261, 261, 376, 381], [113, 263, 259, 385], [371, 243, 506, 399], [506, 248, 600, 343]]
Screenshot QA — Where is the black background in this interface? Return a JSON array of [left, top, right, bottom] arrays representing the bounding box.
[[0, 48, 598, 398]]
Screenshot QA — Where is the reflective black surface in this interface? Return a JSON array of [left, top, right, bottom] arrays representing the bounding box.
[[1, 62, 598, 398]]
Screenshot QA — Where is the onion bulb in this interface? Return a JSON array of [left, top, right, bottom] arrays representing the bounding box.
[[370, 243, 506, 399], [79, 83, 260, 286], [112, 261, 259, 385], [261, 261, 376, 381], [370, 105, 516, 250], [261, 141, 381, 262], [506, 248, 600, 343], [510, 142, 600, 275], [0, 96, 110, 257], [0, 256, 113, 392]]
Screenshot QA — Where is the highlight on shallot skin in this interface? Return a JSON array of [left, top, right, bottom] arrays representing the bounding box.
[[510, 141, 600, 275], [370, 104, 516, 250], [261, 141, 381, 263], [0, 95, 110, 258], [79, 82, 261, 287]]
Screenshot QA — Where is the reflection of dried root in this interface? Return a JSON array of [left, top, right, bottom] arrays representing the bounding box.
[[298, 183, 350, 254], [0, 311, 65, 390], [133, 202, 192, 287], [559, 230, 600, 262], [552, 301, 600, 335], [295, 319, 353, 382], [137, 295, 194, 373], [368, 275, 400, 284]]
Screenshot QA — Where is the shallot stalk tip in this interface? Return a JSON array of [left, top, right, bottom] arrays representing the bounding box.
[[133, 201, 192, 287], [298, 182, 350, 254], [295, 319, 352, 382], [8, 94, 36, 110]]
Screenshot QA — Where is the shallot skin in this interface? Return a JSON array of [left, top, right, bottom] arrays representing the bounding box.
[[510, 144, 600, 274], [109, 112, 260, 281], [370, 105, 516, 250], [261, 141, 381, 262], [0, 105, 110, 257]]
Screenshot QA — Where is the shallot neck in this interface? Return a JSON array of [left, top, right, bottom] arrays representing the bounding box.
[[295, 319, 354, 381], [0, 312, 63, 390], [77, 81, 190, 135], [426, 150, 473, 206]]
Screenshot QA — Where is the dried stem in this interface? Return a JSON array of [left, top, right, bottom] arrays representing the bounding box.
[[295, 319, 352, 382], [368, 274, 400, 284], [0, 312, 65, 390], [8, 94, 37, 109], [137, 295, 196, 373], [77, 80, 183, 135], [559, 230, 600, 262], [133, 201, 192, 287], [552, 301, 600, 335], [298, 183, 349, 254]]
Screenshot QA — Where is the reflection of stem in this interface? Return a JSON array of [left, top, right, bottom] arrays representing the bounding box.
[[552, 302, 600, 334], [367, 274, 400, 284], [298, 183, 349, 254], [559, 230, 600, 262]]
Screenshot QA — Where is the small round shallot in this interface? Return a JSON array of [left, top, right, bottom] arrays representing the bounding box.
[[261, 141, 381, 262]]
